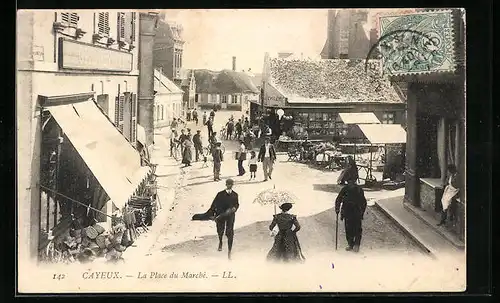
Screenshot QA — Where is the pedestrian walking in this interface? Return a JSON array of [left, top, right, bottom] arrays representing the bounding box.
[[212, 142, 224, 181], [266, 202, 305, 263], [237, 140, 246, 176], [258, 136, 277, 181], [209, 179, 239, 259], [207, 116, 214, 138], [170, 118, 178, 132], [178, 129, 188, 155], [210, 108, 216, 120], [335, 178, 367, 253], [226, 119, 234, 140], [192, 109, 199, 125], [186, 109, 191, 121], [202, 111, 207, 126], [337, 156, 359, 185], [181, 135, 193, 167], [193, 130, 203, 162], [248, 151, 258, 180], [235, 119, 243, 140], [438, 164, 460, 226], [169, 129, 179, 157]]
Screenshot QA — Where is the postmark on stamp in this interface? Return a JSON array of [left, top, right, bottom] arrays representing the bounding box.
[[373, 10, 456, 76]]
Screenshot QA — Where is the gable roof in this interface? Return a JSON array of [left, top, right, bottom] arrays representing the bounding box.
[[194, 69, 259, 94], [268, 57, 402, 103], [154, 69, 184, 94]]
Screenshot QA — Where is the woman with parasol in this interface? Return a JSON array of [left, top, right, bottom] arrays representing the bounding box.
[[254, 186, 305, 263], [266, 202, 305, 263]]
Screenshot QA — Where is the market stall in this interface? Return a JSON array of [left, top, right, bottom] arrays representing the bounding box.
[[342, 123, 406, 186], [38, 96, 156, 263]]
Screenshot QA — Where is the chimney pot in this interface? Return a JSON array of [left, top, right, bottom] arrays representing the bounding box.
[[232, 56, 236, 71]]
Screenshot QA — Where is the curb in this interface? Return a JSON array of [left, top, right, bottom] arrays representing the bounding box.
[[403, 202, 465, 250], [373, 201, 436, 259]]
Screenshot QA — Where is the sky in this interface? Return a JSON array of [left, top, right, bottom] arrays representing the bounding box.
[[161, 9, 329, 73]]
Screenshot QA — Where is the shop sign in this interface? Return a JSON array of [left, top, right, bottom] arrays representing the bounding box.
[[58, 38, 133, 72]]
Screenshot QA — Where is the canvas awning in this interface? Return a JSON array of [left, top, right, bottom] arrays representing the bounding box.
[[357, 124, 407, 144], [339, 112, 381, 124], [46, 99, 151, 209]]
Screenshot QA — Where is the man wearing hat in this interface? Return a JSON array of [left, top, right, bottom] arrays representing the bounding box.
[[258, 136, 277, 181], [335, 178, 367, 253], [193, 130, 203, 162], [207, 179, 239, 259]]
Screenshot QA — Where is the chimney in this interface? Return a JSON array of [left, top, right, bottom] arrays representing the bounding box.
[[232, 56, 236, 71]]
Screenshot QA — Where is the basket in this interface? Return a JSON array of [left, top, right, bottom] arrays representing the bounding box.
[[85, 226, 99, 239], [95, 234, 107, 249], [93, 223, 106, 235], [111, 231, 124, 246], [114, 244, 127, 252]]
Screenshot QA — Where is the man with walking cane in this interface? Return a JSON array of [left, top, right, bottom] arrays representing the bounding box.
[[334, 177, 367, 252]]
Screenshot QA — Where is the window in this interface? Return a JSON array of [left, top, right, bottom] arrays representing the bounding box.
[[232, 95, 238, 104], [382, 112, 395, 124], [97, 12, 110, 37], [221, 95, 228, 103], [60, 12, 79, 27], [161, 105, 164, 120], [156, 105, 161, 121]]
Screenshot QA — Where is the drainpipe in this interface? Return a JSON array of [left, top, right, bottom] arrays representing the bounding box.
[[137, 11, 159, 147]]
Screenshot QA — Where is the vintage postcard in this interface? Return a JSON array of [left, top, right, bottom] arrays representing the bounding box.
[[16, 8, 466, 293]]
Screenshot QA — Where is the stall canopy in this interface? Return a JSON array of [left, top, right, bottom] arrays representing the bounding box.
[[357, 124, 407, 144], [339, 112, 381, 124], [47, 99, 151, 209]]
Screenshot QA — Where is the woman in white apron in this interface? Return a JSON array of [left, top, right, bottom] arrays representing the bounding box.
[[438, 164, 460, 226]]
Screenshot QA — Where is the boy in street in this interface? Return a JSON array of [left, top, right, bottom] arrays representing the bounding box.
[[212, 142, 224, 181], [203, 111, 207, 126], [335, 177, 367, 253]]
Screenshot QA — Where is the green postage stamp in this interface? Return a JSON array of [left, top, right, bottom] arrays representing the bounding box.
[[378, 10, 456, 75]]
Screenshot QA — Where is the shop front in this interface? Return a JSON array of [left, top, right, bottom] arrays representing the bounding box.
[[37, 93, 153, 263]]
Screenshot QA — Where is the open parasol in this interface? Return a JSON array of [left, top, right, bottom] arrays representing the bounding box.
[[253, 185, 298, 214]]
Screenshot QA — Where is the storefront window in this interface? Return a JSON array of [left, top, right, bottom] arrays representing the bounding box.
[[382, 112, 395, 124]]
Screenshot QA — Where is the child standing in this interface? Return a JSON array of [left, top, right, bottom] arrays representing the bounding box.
[[212, 142, 224, 181], [248, 150, 258, 180]]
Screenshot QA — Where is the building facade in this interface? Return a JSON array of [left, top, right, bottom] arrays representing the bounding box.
[[379, 10, 466, 241], [153, 68, 183, 128], [181, 70, 197, 111], [261, 55, 406, 139], [194, 67, 259, 112], [320, 9, 373, 60], [17, 10, 143, 263]]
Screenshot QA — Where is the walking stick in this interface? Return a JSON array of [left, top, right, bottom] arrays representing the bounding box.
[[335, 212, 339, 250]]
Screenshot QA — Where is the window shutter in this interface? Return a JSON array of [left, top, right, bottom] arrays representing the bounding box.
[[130, 12, 137, 43], [114, 96, 120, 125], [117, 12, 126, 42], [61, 13, 70, 23], [60, 12, 79, 27], [119, 95, 125, 133], [98, 12, 110, 36]]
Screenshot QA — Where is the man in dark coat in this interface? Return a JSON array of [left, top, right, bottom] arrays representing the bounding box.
[[258, 136, 277, 181], [178, 129, 188, 155], [192, 130, 203, 162], [208, 179, 239, 259], [206, 116, 214, 138], [335, 178, 367, 253]]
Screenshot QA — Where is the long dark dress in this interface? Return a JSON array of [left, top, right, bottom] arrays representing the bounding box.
[[267, 212, 305, 262], [182, 140, 193, 165]]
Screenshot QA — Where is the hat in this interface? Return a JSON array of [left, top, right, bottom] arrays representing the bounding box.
[[279, 203, 293, 212], [226, 178, 234, 185], [216, 142, 222, 146], [197, 130, 201, 133]]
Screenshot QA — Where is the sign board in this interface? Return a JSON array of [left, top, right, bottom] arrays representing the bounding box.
[[58, 38, 133, 72]]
